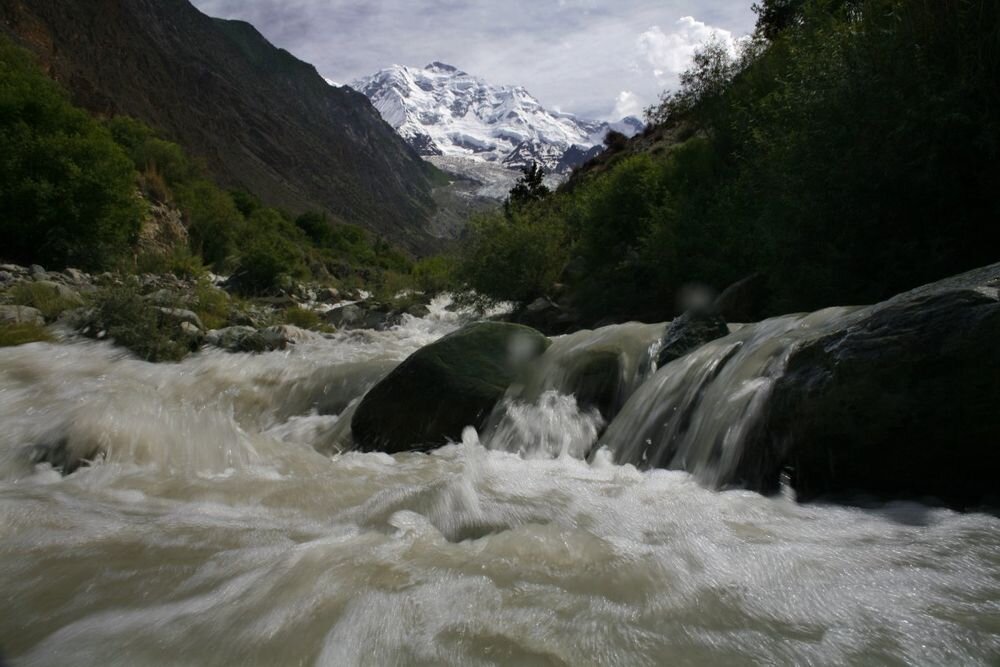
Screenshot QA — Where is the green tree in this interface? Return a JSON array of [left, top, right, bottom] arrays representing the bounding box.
[[505, 162, 550, 214], [174, 180, 245, 269], [232, 208, 309, 293], [0, 38, 142, 269], [457, 206, 568, 306]]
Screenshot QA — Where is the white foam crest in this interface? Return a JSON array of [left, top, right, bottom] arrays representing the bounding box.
[[485, 390, 604, 460]]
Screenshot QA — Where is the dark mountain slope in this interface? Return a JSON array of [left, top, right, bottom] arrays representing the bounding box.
[[0, 0, 441, 252]]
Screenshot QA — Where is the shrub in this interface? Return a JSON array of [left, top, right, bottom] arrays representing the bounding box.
[[373, 270, 417, 306], [192, 280, 232, 330], [134, 246, 206, 280], [412, 255, 457, 295], [107, 116, 193, 186], [8, 281, 82, 320], [0, 322, 53, 347], [603, 130, 628, 151], [90, 283, 191, 362], [457, 207, 569, 306], [294, 211, 333, 246], [231, 209, 309, 293], [281, 306, 321, 330], [175, 180, 245, 270]]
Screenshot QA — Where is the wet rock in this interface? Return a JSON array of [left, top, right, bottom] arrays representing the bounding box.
[[205, 326, 267, 353], [565, 349, 622, 420], [0, 305, 44, 326], [28, 436, 102, 475], [352, 322, 551, 454], [513, 296, 580, 335], [405, 303, 431, 318], [63, 267, 90, 285], [714, 273, 768, 322], [739, 262, 1000, 505], [316, 287, 341, 303], [655, 309, 730, 368], [260, 324, 316, 349], [157, 307, 204, 331], [58, 307, 97, 331], [325, 301, 398, 331], [178, 321, 204, 346], [324, 303, 362, 328], [145, 288, 179, 306]]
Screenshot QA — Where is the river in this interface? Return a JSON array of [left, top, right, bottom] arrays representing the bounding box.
[[1, 298, 998, 665]]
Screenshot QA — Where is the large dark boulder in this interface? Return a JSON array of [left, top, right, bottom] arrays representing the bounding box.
[[351, 322, 550, 453], [737, 262, 1000, 505], [512, 296, 581, 335], [564, 349, 622, 420], [714, 273, 768, 322], [655, 309, 730, 368]]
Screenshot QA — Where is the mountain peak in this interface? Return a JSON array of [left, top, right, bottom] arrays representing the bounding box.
[[424, 61, 463, 74], [352, 64, 642, 175]]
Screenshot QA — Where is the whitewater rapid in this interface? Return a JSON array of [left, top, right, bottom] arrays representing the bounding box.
[[1, 299, 998, 665]]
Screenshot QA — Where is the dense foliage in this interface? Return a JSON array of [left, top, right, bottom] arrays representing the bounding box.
[[0, 37, 420, 293], [458, 0, 1000, 320], [106, 114, 414, 293], [0, 39, 142, 269]]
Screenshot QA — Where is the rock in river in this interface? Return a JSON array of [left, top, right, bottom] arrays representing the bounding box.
[[351, 322, 550, 453], [738, 262, 1000, 504]]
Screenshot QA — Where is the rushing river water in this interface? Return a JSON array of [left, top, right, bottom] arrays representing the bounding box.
[[1, 298, 998, 666]]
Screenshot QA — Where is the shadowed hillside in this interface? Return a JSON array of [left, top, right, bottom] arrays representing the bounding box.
[[0, 0, 443, 252]]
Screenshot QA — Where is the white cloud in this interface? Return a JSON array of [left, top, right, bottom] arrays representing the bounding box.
[[636, 16, 740, 87], [191, 1, 755, 121], [612, 91, 644, 119]]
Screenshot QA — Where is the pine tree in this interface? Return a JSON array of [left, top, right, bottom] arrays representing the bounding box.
[[505, 162, 550, 214]]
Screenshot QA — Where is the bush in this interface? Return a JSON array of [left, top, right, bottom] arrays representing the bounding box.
[[603, 130, 628, 151], [457, 207, 569, 306], [412, 255, 457, 295], [175, 180, 246, 270], [134, 246, 206, 280], [0, 322, 53, 347], [464, 0, 1000, 323], [192, 281, 232, 330], [0, 38, 143, 269], [7, 281, 82, 320], [294, 211, 333, 246], [107, 116, 193, 187], [373, 270, 417, 306], [281, 306, 321, 330], [90, 283, 191, 362], [231, 208, 309, 293]]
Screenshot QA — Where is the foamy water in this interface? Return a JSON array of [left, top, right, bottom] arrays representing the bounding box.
[[1, 300, 998, 665]]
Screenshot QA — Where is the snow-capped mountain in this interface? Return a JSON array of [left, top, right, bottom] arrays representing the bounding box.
[[351, 62, 643, 175]]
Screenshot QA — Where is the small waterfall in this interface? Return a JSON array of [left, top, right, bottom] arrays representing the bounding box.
[[597, 306, 865, 486], [482, 322, 663, 458], [478, 306, 871, 486]]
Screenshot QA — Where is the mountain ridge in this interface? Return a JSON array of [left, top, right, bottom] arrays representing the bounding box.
[[0, 0, 443, 253], [352, 62, 642, 175]]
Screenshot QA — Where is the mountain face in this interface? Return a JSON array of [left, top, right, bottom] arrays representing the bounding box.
[[0, 0, 442, 253], [352, 63, 642, 175]]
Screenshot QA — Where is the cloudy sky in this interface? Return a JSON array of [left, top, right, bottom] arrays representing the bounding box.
[[190, 0, 756, 120]]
